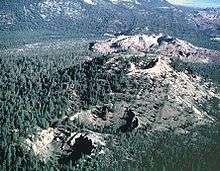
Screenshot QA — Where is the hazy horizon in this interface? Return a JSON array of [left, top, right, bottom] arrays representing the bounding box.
[[167, 0, 220, 8]]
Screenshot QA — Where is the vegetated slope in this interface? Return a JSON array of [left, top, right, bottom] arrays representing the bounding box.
[[184, 7, 220, 38], [19, 34, 220, 169], [0, 0, 219, 49], [0, 0, 177, 32]]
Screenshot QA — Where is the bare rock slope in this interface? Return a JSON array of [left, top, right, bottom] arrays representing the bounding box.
[[91, 34, 220, 63]]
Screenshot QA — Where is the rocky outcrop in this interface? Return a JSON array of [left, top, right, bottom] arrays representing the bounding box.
[[25, 127, 106, 163], [91, 34, 220, 64]]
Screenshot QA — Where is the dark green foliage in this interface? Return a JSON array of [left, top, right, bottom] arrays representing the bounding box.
[[170, 58, 220, 84], [0, 42, 90, 170], [92, 126, 220, 171], [65, 53, 133, 107]]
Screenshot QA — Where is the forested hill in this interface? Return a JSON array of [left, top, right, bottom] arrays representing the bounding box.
[[0, 0, 219, 49]]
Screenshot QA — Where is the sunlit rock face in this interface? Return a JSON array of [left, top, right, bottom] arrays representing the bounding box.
[[91, 34, 220, 64], [25, 127, 106, 163]]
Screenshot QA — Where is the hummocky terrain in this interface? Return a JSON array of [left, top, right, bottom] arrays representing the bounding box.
[[21, 34, 220, 167]]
